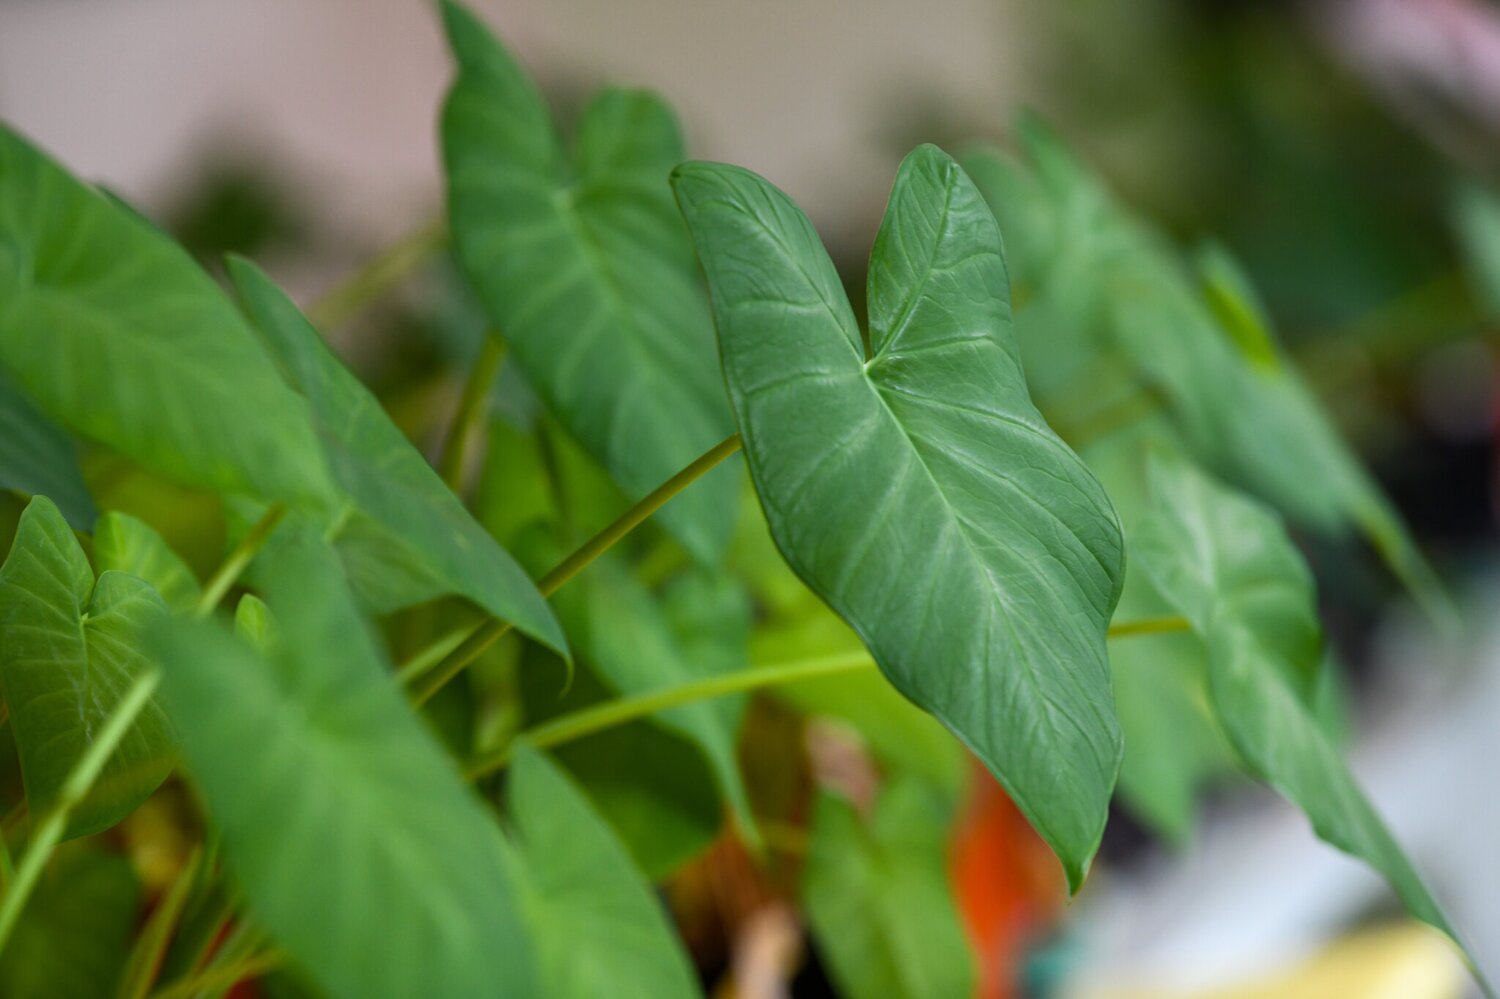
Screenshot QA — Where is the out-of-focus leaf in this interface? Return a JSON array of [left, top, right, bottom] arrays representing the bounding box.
[[518, 645, 722, 879], [93, 511, 201, 613], [803, 780, 976, 999], [1134, 450, 1479, 975], [0, 844, 139, 999], [0, 126, 334, 508], [1452, 179, 1500, 316], [553, 555, 756, 846], [0, 369, 94, 529], [440, 0, 736, 563], [0, 497, 173, 838], [972, 120, 1446, 621], [752, 598, 966, 800], [227, 256, 566, 659], [1082, 428, 1239, 843], [152, 535, 538, 999], [477, 417, 554, 549], [675, 146, 1125, 890], [233, 593, 274, 653], [506, 745, 701, 999]]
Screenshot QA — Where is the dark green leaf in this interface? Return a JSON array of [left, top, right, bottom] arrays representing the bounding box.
[[674, 145, 1125, 889], [93, 512, 201, 613], [1134, 450, 1478, 972], [0, 844, 138, 999], [227, 256, 566, 658], [0, 126, 333, 508], [440, 0, 737, 563], [152, 534, 538, 999], [0, 369, 94, 529], [552, 556, 756, 846], [0, 497, 173, 838], [803, 780, 975, 999], [506, 745, 701, 999], [518, 643, 723, 879]]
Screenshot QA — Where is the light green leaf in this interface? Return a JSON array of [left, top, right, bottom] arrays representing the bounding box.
[[440, 0, 737, 563], [0, 497, 174, 838], [0, 369, 94, 529], [1134, 450, 1478, 974], [226, 256, 566, 659], [0, 844, 139, 999], [0, 126, 333, 508], [506, 745, 701, 999], [151, 534, 538, 999], [803, 780, 975, 999], [93, 512, 201, 613], [674, 145, 1125, 889], [233, 593, 275, 653]]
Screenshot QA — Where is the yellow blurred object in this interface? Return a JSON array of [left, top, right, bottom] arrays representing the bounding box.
[[1091, 923, 1467, 999]]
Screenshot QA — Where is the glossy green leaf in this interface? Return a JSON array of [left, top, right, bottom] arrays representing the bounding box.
[[506, 745, 701, 999], [226, 256, 566, 659], [93, 512, 201, 613], [151, 534, 538, 999], [0, 369, 94, 529], [674, 145, 1125, 889], [0, 497, 173, 838], [0, 844, 139, 999], [0, 126, 333, 508], [440, 0, 737, 563], [1133, 450, 1478, 971], [803, 780, 975, 999]]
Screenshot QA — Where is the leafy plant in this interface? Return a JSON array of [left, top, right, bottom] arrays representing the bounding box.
[[0, 2, 1488, 996]]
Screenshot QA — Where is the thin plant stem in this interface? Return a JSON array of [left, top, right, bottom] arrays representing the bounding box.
[[0, 669, 159, 959], [466, 649, 873, 779], [465, 613, 1194, 779], [1106, 615, 1191, 639], [439, 335, 506, 495], [194, 504, 287, 619], [406, 432, 744, 704], [148, 946, 284, 999], [307, 220, 447, 331]]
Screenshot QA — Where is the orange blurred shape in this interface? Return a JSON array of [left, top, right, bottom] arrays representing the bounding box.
[[950, 760, 1066, 999]]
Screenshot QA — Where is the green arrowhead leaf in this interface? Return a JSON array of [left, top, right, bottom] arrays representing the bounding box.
[[0, 497, 174, 839], [1133, 449, 1481, 978], [152, 534, 538, 999], [0, 369, 95, 529], [0, 126, 333, 509], [0, 844, 139, 999], [226, 256, 566, 659], [439, 0, 737, 563], [673, 145, 1125, 889], [803, 780, 976, 999], [505, 744, 701, 999], [93, 512, 201, 614]]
